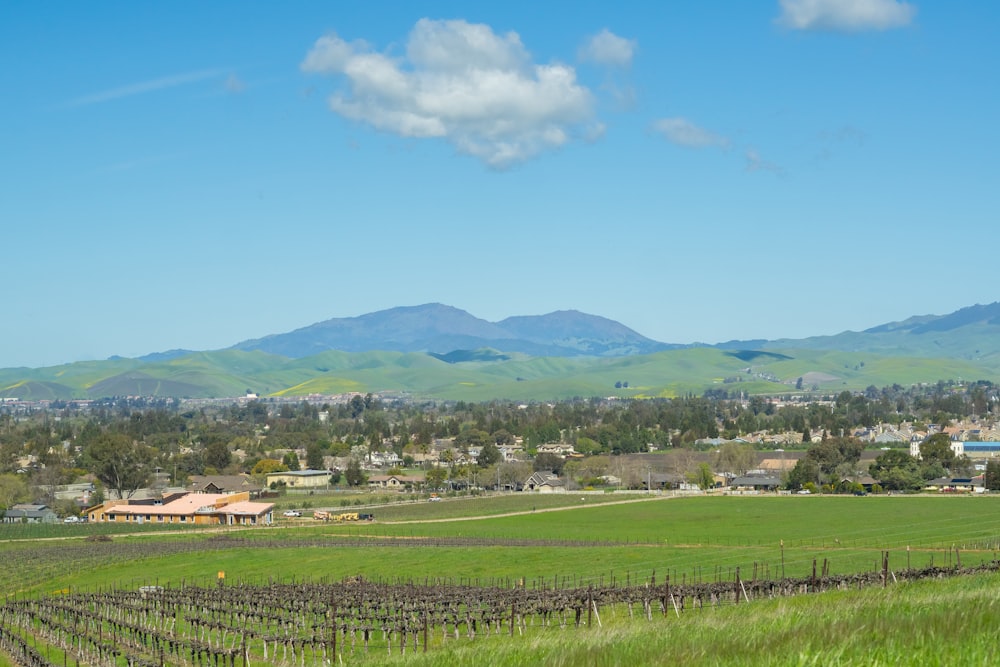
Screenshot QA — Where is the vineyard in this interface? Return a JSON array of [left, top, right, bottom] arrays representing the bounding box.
[[5, 495, 1000, 665], [2, 556, 998, 667]]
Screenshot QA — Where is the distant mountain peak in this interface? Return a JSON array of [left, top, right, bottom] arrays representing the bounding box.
[[230, 304, 673, 359]]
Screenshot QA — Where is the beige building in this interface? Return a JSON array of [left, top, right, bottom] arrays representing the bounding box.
[[265, 469, 334, 489], [87, 492, 273, 526]]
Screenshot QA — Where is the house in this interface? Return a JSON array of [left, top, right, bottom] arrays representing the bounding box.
[[367, 474, 424, 491], [2, 504, 58, 524], [369, 451, 403, 468], [957, 442, 1000, 458], [264, 469, 333, 490], [187, 474, 262, 497], [874, 431, 908, 445], [523, 472, 565, 493], [923, 477, 985, 494], [731, 475, 782, 492], [840, 474, 878, 492], [87, 492, 274, 526], [643, 472, 686, 491], [536, 443, 576, 456]]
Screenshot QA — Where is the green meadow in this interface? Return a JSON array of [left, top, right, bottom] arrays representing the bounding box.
[[5, 494, 1000, 594], [3, 494, 1000, 665]]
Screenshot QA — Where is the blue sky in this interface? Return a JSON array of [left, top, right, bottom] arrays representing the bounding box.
[[1, 1, 997, 368]]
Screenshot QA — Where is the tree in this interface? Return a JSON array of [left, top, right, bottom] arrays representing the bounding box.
[[203, 439, 231, 472], [0, 473, 29, 510], [787, 458, 820, 490], [533, 452, 565, 475], [491, 430, 514, 447], [920, 433, 956, 469], [477, 442, 501, 468], [803, 437, 864, 479], [712, 442, 756, 476], [344, 458, 367, 487], [306, 443, 325, 470], [425, 467, 448, 491], [985, 460, 1000, 491], [282, 452, 301, 471], [84, 433, 153, 500], [251, 459, 288, 476], [868, 449, 922, 491], [687, 463, 714, 490]]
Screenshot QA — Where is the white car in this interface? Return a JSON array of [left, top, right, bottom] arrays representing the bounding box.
[[63, 516, 80, 523], [282, 510, 301, 517]]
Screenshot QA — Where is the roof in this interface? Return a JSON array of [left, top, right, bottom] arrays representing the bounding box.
[[221, 500, 275, 516], [732, 475, 782, 488], [525, 472, 563, 487], [107, 493, 233, 516], [105, 493, 273, 517], [5, 505, 57, 519], [189, 475, 261, 492], [841, 475, 878, 486]]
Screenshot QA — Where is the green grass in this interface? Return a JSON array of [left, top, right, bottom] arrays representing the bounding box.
[[5, 495, 1000, 597], [354, 571, 1000, 666], [5, 495, 1000, 666], [3, 344, 997, 399], [340, 494, 1000, 550]]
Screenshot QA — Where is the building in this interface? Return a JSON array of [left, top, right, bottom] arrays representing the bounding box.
[[367, 474, 424, 491], [86, 492, 274, 526], [731, 475, 782, 492], [187, 474, 263, 497], [2, 504, 58, 524], [264, 469, 334, 489], [523, 472, 565, 493], [955, 442, 1000, 458]]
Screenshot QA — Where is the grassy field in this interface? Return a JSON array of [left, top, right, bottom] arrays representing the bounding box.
[[4, 494, 1000, 593], [3, 494, 1000, 665], [354, 571, 1000, 666]]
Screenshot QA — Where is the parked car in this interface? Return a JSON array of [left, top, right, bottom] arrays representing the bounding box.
[[63, 516, 80, 523], [282, 510, 301, 517]]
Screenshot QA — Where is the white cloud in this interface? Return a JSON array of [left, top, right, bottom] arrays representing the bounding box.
[[578, 29, 636, 67], [745, 149, 784, 175], [301, 19, 595, 168], [652, 117, 729, 149], [67, 69, 226, 107], [777, 0, 916, 31]]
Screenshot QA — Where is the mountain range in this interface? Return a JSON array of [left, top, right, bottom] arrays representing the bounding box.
[[2, 302, 999, 401], [227, 303, 676, 358]]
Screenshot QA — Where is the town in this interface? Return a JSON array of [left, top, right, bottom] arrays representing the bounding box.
[[2, 381, 998, 524]]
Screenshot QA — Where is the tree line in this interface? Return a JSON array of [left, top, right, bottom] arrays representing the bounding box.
[[0, 380, 996, 510]]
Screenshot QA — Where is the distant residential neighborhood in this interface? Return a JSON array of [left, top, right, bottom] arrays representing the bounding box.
[[2, 380, 1000, 524]]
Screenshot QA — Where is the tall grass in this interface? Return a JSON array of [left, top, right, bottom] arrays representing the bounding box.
[[357, 572, 1000, 666]]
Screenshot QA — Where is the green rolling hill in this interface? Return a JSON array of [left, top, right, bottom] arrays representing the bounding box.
[[3, 301, 1000, 400], [0, 346, 995, 401]]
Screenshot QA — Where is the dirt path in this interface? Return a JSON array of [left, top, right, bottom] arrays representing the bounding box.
[[376, 494, 675, 525]]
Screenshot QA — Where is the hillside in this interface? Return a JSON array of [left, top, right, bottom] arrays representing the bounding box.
[[229, 303, 670, 358], [754, 302, 1000, 362], [0, 345, 995, 401], [2, 301, 1000, 400]]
